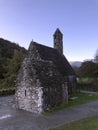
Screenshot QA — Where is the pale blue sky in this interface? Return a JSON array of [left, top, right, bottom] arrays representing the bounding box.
[[0, 0, 98, 61]]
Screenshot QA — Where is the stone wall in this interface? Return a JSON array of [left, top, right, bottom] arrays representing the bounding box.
[[15, 42, 69, 113], [42, 84, 68, 111], [15, 57, 44, 113], [16, 78, 43, 113]]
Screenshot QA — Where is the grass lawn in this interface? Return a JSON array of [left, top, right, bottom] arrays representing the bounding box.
[[49, 116, 98, 130], [44, 92, 98, 114]]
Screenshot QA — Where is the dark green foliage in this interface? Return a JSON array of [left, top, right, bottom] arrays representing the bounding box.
[[5, 49, 25, 76], [0, 74, 16, 88], [0, 55, 4, 79], [0, 38, 27, 89], [0, 88, 15, 96], [74, 60, 98, 92], [78, 61, 98, 78], [0, 38, 26, 59], [72, 66, 79, 76], [78, 78, 98, 92]]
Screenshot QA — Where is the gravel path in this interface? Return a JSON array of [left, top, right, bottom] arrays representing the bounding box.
[[0, 95, 98, 130]]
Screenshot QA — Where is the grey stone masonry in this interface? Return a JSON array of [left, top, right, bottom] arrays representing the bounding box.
[[53, 28, 63, 54], [15, 29, 76, 114]]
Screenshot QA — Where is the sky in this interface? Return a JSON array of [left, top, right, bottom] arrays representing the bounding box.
[[0, 0, 98, 61]]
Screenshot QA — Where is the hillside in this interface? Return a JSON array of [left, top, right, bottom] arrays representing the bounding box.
[[0, 38, 27, 89], [70, 61, 82, 67], [0, 38, 26, 60]]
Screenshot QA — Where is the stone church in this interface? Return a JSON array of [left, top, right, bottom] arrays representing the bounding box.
[[15, 28, 76, 113]]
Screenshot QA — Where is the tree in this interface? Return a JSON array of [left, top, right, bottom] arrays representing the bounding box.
[[2, 49, 25, 87], [94, 49, 98, 63], [72, 66, 79, 76], [0, 54, 4, 79], [5, 49, 24, 77], [0, 38, 26, 88], [78, 61, 97, 78]]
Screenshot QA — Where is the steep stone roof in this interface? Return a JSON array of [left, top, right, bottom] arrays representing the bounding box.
[[27, 41, 75, 76], [24, 59, 64, 87], [17, 41, 75, 88]]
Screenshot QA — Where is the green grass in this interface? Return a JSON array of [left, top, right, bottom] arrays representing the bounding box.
[[49, 116, 98, 130], [44, 92, 98, 114]]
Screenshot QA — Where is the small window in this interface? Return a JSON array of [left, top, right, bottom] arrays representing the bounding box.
[[25, 90, 26, 96]]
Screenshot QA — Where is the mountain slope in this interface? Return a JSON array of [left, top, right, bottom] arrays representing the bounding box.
[[0, 38, 27, 88], [70, 61, 82, 67], [0, 38, 26, 60]]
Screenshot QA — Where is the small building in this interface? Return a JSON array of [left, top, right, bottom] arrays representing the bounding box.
[[15, 28, 76, 113]]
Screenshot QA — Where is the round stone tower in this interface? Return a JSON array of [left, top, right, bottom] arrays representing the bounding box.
[[53, 28, 63, 54]]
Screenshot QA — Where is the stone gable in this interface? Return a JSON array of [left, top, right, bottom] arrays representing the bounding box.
[[15, 29, 76, 113]]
